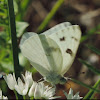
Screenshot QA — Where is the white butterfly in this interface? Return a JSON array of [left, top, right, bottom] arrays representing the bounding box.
[[20, 22, 81, 85]]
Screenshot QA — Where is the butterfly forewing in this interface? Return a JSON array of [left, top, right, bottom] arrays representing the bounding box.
[[42, 22, 71, 35], [43, 24, 81, 75]]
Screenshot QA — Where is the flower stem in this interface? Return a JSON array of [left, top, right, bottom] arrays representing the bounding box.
[[23, 95, 26, 100], [14, 90, 18, 100], [30, 97, 34, 100]]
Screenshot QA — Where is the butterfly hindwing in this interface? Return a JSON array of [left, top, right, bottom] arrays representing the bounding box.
[[20, 32, 63, 76], [20, 32, 50, 76]]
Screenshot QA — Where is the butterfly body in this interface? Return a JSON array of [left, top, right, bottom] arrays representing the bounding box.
[[20, 22, 81, 85], [44, 71, 67, 85]]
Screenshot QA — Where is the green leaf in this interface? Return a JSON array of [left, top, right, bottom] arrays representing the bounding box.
[[86, 44, 100, 55], [78, 58, 100, 75], [83, 80, 100, 99], [16, 21, 29, 37], [13, 0, 18, 14], [1, 61, 14, 71], [71, 78, 100, 93]]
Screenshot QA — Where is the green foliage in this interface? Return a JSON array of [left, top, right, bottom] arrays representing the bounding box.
[[79, 59, 100, 75], [15, 0, 31, 20], [84, 80, 100, 99], [16, 21, 29, 37], [0, 0, 8, 25], [86, 44, 100, 55], [78, 45, 100, 75], [0, 0, 29, 73], [71, 78, 100, 93]]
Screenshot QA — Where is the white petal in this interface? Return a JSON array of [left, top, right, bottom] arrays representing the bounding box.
[[22, 84, 29, 95], [28, 82, 37, 97], [3, 73, 17, 90], [3, 96, 8, 99], [0, 96, 2, 99], [0, 89, 2, 96], [15, 85, 22, 95], [34, 84, 42, 99], [69, 88, 73, 95], [22, 71, 33, 88]]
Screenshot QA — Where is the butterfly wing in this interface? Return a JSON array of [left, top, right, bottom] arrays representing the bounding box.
[[42, 22, 81, 75], [39, 34, 63, 73], [20, 32, 50, 76], [20, 32, 63, 76]]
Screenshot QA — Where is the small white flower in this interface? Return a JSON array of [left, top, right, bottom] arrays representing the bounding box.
[[29, 81, 60, 99], [28, 81, 37, 97], [22, 71, 33, 88], [3, 73, 17, 90], [15, 77, 29, 95], [64, 88, 83, 99], [0, 89, 8, 99]]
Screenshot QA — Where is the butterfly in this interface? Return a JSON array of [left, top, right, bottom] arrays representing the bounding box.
[[20, 22, 81, 85]]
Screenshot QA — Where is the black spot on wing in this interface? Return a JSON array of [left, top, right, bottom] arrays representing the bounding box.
[[60, 37, 65, 41], [66, 48, 73, 55], [71, 36, 78, 41]]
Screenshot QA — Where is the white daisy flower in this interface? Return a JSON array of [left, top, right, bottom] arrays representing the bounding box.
[[3, 73, 17, 90], [15, 77, 29, 95], [22, 71, 33, 88], [64, 88, 83, 99], [0, 88, 8, 99], [28, 82, 60, 99]]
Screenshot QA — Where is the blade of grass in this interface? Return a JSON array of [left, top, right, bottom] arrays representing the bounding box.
[[83, 80, 100, 99], [71, 78, 100, 93], [8, 0, 21, 78], [37, 0, 64, 33], [86, 44, 100, 55], [8, 0, 22, 99], [78, 58, 100, 75]]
